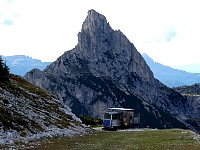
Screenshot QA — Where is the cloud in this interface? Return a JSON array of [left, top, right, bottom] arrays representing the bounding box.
[[164, 30, 176, 42], [3, 18, 13, 25], [0, 0, 200, 67], [0, 0, 19, 25], [6, 0, 14, 5]]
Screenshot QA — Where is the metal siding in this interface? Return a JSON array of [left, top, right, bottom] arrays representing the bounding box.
[[103, 119, 111, 128], [111, 119, 121, 127]]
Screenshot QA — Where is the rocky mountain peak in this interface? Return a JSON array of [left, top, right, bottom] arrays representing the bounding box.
[[76, 9, 154, 83], [81, 9, 110, 34], [78, 9, 112, 53], [24, 10, 200, 131]]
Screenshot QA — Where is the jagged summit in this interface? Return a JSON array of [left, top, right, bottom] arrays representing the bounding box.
[[81, 9, 110, 32], [77, 9, 153, 81], [78, 9, 113, 54], [24, 10, 200, 131]]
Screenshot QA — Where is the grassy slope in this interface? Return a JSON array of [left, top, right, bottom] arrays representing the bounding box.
[[0, 74, 74, 132], [0, 74, 89, 150], [34, 129, 200, 150]]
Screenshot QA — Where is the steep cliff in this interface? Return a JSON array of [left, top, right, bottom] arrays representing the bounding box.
[[24, 10, 200, 130]]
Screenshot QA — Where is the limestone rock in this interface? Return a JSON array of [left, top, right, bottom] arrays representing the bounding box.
[[24, 10, 200, 130]]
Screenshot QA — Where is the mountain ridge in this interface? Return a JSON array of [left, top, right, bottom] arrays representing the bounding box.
[[2, 55, 51, 76], [24, 9, 200, 131], [142, 53, 200, 87]]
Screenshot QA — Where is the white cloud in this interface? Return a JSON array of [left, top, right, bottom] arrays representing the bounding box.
[[0, 0, 200, 66], [3, 18, 13, 25]]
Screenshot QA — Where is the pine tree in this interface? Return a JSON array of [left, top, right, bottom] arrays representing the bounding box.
[[0, 56, 9, 83]]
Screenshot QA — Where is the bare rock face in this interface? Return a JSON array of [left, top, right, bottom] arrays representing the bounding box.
[[24, 10, 200, 130]]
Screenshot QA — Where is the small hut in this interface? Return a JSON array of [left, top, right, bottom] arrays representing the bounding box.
[[103, 108, 140, 129]]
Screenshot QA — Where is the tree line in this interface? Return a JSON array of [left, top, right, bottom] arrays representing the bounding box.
[[0, 56, 9, 83]]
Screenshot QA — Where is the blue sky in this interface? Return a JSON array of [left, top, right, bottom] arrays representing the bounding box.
[[0, 0, 200, 67]]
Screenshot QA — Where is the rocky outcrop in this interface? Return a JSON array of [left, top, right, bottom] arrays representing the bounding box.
[[174, 84, 200, 130], [24, 9, 200, 130], [0, 75, 90, 148]]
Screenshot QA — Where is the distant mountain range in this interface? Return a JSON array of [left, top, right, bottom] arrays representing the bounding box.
[[2, 54, 200, 88], [2, 55, 51, 76], [142, 53, 200, 87]]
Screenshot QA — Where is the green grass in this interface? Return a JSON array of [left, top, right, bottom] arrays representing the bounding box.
[[0, 74, 75, 134], [78, 116, 102, 127], [32, 129, 200, 150], [9, 74, 51, 99]]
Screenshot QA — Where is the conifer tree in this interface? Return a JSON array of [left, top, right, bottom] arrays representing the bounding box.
[[0, 56, 9, 82]]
